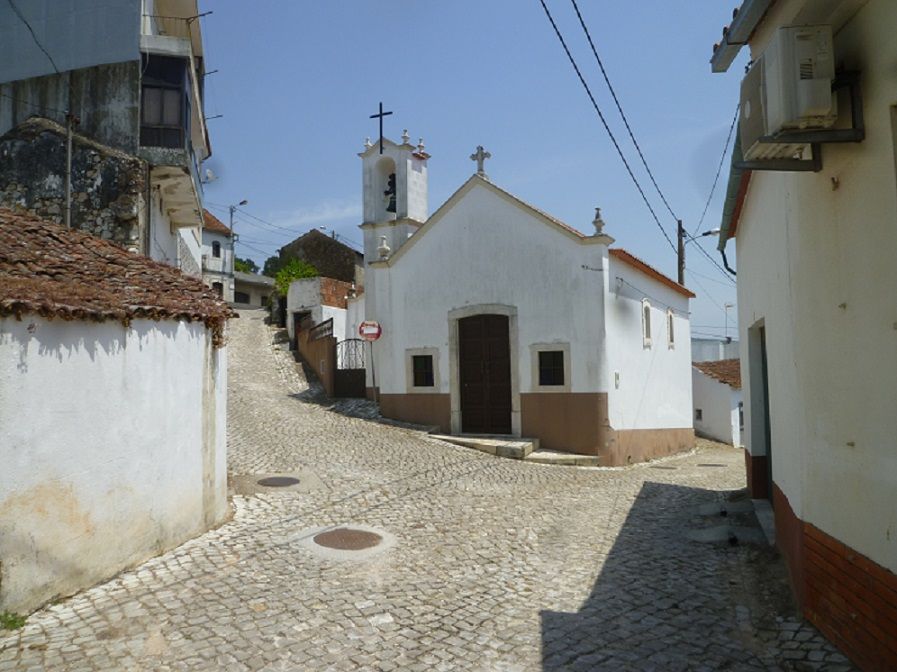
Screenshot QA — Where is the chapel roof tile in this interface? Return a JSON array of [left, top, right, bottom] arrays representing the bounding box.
[[693, 358, 742, 389], [0, 207, 233, 346]]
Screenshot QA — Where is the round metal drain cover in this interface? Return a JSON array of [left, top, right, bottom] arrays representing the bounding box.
[[313, 528, 383, 551], [257, 476, 301, 487]]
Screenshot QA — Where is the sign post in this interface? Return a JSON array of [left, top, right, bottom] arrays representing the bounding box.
[[358, 321, 382, 401]]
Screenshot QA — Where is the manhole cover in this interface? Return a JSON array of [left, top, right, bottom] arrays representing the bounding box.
[[313, 528, 383, 551], [257, 476, 301, 487]]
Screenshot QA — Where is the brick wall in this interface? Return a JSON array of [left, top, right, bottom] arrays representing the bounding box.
[[319, 277, 353, 309]]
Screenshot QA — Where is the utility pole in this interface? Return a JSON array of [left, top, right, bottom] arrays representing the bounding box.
[[64, 112, 73, 228], [677, 220, 685, 285]]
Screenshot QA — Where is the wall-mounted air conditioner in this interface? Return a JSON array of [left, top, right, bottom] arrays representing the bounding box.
[[740, 25, 837, 161]]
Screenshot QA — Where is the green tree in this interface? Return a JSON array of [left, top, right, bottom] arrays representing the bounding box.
[[234, 256, 259, 274], [274, 258, 318, 295], [262, 255, 284, 277]]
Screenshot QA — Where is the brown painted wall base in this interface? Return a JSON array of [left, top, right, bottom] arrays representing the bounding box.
[[379, 393, 450, 433], [520, 393, 608, 456], [744, 450, 769, 499], [773, 484, 897, 671], [606, 428, 695, 466]]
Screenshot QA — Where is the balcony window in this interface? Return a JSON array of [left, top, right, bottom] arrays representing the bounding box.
[[141, 55, 189, 149]]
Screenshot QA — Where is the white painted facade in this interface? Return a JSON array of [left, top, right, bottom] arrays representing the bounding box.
[[0, 316, 228, 613], [691, 337, 740, 362], [730, 0, 897, 573], [285, 278, 348, 342], [692, 368, 742, 446], [201, 229, 234, 302], [361, 138, 693, 450]]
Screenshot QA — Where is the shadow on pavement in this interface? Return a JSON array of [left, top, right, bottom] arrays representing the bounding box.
[[540, 481, 852, 671]]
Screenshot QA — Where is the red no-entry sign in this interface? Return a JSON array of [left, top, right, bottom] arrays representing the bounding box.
[[359, 321, 382, 341]]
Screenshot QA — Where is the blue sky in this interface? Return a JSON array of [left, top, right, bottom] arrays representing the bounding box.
[[199, 1, 746, 339]]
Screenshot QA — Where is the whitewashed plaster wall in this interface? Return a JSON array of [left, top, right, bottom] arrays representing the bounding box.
[[605, 257, 693, 431], [364, 181, 609, 410], [201, 230, 234, 302], [691, 338, 740, 362], [322, 306, 347, 346], [734, 0, 897, 573], [148, 189, 179, 268], [177, 227, 203, 277], [0, 316, 228, 613], [286, 278, 322, 341], [692, 368, 742, 445], [346, 295, 365, 342]]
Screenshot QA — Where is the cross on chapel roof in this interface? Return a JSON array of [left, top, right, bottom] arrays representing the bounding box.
[[470, 145, 491, 179]]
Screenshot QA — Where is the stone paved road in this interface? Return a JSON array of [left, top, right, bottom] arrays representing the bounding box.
[[0, 308, 854, 671]]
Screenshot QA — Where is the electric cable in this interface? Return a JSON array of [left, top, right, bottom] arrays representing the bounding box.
[[537, 0, 677, 254]]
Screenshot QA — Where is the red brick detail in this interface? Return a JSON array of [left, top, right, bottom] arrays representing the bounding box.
[[803, 524, 897, 671], [773, 484, 897, 671], [319, 277, 353, 309], [744, 449, 769, 499]]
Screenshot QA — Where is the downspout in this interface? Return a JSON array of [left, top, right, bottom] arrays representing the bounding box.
[[717, 132, 749, 277]]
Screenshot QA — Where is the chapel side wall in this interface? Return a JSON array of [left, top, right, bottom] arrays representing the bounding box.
[[0, 316, 227, 614], [692, 369, 735, 445], [605, 257, 693, 436], [734, 2, 897, 666]]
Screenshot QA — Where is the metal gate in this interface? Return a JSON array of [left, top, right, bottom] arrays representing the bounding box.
[[335, 338, 366, 398]]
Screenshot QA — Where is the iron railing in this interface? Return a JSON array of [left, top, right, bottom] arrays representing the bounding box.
[[336, 338, 366, 370]]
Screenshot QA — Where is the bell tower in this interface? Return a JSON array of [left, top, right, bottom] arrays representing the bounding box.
[[359, 130, 429, 264]]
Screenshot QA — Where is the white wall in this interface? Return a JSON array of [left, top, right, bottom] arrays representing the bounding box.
[[322, 305, 347, 345], [606, 257, 694, 431], [692, 368, 742, 445], [734, 0, 897, 573], [201, 230, 234, 302], [177, 227, 202, 278], [692, 337, 740, 362], [286, 278, 321, 340], [0, 0, 140, 84], [0, 316, 228, 613], [346, 295, 365, 341], [148, 189, 178, 267]]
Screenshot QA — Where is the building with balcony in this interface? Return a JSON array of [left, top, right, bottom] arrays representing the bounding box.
[[201, 210, 234, 301], [0, 0, 212, 275]]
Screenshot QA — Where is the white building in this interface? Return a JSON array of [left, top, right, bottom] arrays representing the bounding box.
[[712, 0, 897, 666], [0, 0, 212, 275], [0, 208, 230, 614], [691, 337, 739, 362], [234, 271, 274, 308], [360, 137, 695, 465], [201, 210, 234, 302], [692, 359, 743, 446]]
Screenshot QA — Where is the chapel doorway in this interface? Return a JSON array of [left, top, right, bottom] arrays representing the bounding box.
[[459, 314, 512, 434]]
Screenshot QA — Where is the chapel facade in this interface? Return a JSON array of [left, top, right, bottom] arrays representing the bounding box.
[[360, 135, 695, 466]]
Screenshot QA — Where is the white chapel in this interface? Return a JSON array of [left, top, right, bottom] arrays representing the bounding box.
[[359, 134, 695, 465]]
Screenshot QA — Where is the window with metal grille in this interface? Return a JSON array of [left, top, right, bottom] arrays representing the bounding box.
[[412, 355, 434, 387], [538, 350, 565, 386]]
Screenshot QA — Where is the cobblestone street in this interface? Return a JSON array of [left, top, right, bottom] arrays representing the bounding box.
[[0, 308, 853, 671]]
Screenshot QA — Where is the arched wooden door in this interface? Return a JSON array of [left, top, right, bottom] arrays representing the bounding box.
[[459, 314, 512, 434]]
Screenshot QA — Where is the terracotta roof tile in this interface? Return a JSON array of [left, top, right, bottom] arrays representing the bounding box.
[[694, 358, 742, 389], [0, 207, 233, 346], [203, 210, 232, 236], [609, 248, 695, 298]]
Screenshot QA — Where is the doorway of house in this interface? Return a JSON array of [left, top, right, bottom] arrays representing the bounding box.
[[759, 326, 773, 503], [459, 314, 512, 434]]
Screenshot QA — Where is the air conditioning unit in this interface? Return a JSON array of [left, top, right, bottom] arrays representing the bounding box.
[[740, 25, 837, 161]]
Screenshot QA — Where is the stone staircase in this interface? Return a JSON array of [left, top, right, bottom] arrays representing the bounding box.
[[429, 434, 599, 467]]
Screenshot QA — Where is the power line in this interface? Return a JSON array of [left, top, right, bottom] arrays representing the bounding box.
[[0, 91, 66, 116], [537, 0, 677, 254], [685, 232, 736, 285], [692, 106, 739, 236], [569, 0, 678, 222], [686, 269, 728, 314], [6, 0, 60, 74]]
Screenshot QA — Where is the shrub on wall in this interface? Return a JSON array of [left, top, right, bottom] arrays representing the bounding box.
[[274, 259, 318, 295]]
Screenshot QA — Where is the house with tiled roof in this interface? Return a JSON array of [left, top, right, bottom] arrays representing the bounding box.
[[201, 210, 234, 301], [692, 359, 743, 446], [0, 207, 232, 614], [357, 136, 695, 465]]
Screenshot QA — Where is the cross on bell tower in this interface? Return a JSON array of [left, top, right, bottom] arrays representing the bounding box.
[[470, 145, 491, 179]]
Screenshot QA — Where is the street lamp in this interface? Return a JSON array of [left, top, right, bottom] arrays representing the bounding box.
[[229, 199, 249, 232], [724, 302, 735, 340], [677, 226, 722, 284]]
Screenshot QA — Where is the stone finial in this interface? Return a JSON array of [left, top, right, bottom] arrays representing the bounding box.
[[364, 137, 373, 149], [377, 235, 391, 260], [417, 138, 425, 153], [470, 145, 491, 178], [592, 207, 606, 235], [401, 129, 410, 145]]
